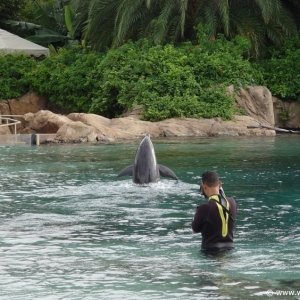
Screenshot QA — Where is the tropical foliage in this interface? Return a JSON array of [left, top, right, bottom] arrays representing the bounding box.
[[261, 37, 300, 101], [25, 0, 78, 46], [0, 53, 36, 99], [89, 28, 261, 120], [1, 0, 300, 122], [6, 0, 79, 48], [0, 27, 264, 121], [73, 0, 300, 58], [3, 0, 300, 57], [24, 47, 104, 112], [4, 0, 300, 57], [0, 0, 27, 33]]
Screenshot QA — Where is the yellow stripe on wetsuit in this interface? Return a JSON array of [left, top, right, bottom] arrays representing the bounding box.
[[209, 195, 229, 237]]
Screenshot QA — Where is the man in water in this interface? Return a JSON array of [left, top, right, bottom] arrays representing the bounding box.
[[192, 170, 237, 252]]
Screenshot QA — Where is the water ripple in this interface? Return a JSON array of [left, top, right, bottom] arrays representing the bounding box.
[[1, 137, 300, 299]]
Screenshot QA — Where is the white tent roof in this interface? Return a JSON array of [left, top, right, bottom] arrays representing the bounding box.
[[0, 29, 49, 57]]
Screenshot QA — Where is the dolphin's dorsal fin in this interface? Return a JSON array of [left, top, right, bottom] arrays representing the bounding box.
[[117, 165, 133, 177], [158, 164, 178, 180]]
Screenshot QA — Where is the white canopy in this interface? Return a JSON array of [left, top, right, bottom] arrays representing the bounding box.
[[0, 29, 49, 57]]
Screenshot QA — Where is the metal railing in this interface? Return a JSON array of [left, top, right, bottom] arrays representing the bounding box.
[[0, 115, 22, 134]]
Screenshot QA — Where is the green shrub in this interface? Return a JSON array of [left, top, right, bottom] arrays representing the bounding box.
[[24, 47, 103, 112], [89, 27, 262, 121], [261, 37, 300, 101], [0, 54, 36, 99], [0, 27, 264, 121]]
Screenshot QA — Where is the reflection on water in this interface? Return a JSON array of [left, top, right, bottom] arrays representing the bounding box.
[[0, 136, 300, 299]]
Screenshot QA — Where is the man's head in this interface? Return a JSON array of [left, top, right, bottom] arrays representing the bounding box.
[[202, 170, 220, 187], [201, 171, 221, 197]]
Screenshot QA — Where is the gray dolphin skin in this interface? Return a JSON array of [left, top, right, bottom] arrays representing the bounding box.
[[117, 134, 178, 184]]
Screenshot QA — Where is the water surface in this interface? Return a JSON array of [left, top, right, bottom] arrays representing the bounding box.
[[1, 135, 300, 299]]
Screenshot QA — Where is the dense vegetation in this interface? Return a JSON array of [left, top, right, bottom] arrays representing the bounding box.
[[261, 37, 300, 101], [71, 0, 300, 59], [7, 0, 300, 59], [1, 0, 300, 121], [1, 27, 265, 121], [0, 0, 26, 32]]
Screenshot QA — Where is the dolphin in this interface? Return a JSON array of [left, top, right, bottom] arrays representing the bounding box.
[[117, 134, 178, 184]]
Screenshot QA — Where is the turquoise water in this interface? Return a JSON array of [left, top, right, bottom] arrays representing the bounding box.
[[0, 135, 300, 299]]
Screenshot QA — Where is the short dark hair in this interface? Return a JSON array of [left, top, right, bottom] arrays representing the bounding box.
[[202, 171, 219, 187]]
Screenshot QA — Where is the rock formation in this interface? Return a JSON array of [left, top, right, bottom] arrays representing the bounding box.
[[55, 121, 108, 143], [235, 86, 275, 126], [0, 92, 48, 116], [273, 97, 300, 129], [21, 110, 71, 134], [2, 85, 298, 143], [66, 113, 275, 142]]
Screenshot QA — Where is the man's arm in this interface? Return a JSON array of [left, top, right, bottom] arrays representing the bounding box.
[[191, 204, 208, 233]]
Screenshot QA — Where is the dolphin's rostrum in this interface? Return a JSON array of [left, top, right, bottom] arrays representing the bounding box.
[[117, 134, 178, 184]]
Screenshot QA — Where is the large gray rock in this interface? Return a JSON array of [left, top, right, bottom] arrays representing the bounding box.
[[67, 113, 124, 139], [0, 92, 48, 116], [273, 97, 300, 129], [157, 116, 275, 137], [53, 121, 108, 143], [110, 117, 162, 137], [22, 110, 71, 133], [68, 113, 162, 139], [20, 111, 107, 143], [67, 113, 275, 139], [235, 86, 275, 126]]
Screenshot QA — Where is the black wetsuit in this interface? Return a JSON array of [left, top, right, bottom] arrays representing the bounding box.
[[192, 196, 237, 251]]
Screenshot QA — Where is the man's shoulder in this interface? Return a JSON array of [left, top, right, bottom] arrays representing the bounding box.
[[227, 197, 236, 203], [227, 197, 236, 204], [227, 197, 237, 212], [197, 200, 214, 210]]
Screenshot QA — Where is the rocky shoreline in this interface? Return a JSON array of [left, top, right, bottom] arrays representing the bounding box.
[[0, 86, 299, 143], [35, 111, 278, 143]]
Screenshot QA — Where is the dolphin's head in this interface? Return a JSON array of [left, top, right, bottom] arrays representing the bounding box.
[[135, 134, 156, 164], [133, 134, 158, 183], [117, 133, 178, 183]]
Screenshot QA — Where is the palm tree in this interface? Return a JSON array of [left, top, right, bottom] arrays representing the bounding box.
[[282, 0, 300, 32], [71, 0, 300, 58]]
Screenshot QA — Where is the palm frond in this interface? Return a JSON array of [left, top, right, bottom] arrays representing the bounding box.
[[218, 0, 230, 36], [254, 0, 280, 23], [114, 0, 146, 47], [83, 0, 119, 50], [270, 3, 297, 37], [152, 0, 175, 44], [69, 0, 300, 58], [179, 0, 188, 37], [203, 5, 218, 39]]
